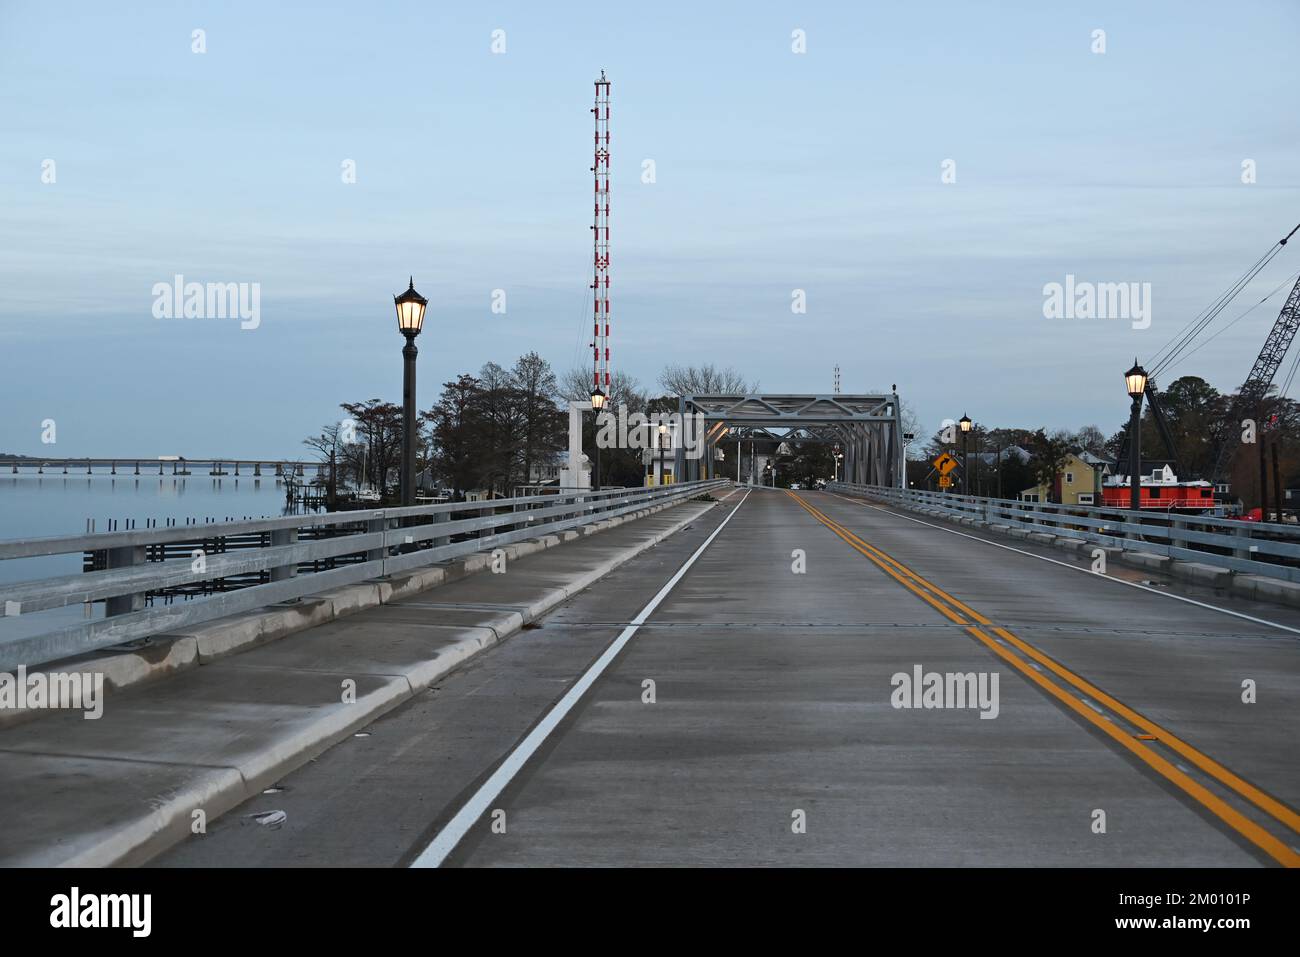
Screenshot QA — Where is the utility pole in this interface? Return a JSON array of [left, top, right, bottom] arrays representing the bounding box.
[[1272, 441, 1284, 523], [996, 443, 1004, 500], [1259, 402, 1269, 521]]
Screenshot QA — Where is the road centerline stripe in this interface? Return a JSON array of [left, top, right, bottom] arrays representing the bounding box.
[[788, 490, 1300, 867]]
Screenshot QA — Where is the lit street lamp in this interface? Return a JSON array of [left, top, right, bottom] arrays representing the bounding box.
[[658, 421, 668, 486], [590, 387, 606, 491], [394, 278, 427, 507], [959, 414, 972, 495], [1125, 360, 1148, 513]]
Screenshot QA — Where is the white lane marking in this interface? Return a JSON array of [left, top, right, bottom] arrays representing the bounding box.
[[410, 489, 752, 867], [825, 492, 1300, 639]]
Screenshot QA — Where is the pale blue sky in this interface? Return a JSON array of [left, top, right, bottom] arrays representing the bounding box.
[[1, 0, 1297, 456]]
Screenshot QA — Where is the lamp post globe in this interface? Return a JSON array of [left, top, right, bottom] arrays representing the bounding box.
[[394, 278, 428, 507], [1124, 360, 1148, 399]]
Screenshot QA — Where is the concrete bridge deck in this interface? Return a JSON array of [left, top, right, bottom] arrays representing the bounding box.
[[139, 487, 1299, 868]]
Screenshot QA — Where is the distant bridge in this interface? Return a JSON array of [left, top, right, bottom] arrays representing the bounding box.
[[0, 457, 324, 477]]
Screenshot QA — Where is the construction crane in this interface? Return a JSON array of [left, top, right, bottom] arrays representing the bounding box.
[[1119, 222, 1300, 494], [1208, 269, 1300, 484]]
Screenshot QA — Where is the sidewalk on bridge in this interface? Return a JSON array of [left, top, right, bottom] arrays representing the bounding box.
[[0, 489, 731, 867]]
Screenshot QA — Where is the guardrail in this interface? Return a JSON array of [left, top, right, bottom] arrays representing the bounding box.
[[0, 479, 727, 671], [827, 481, 1300, 583]]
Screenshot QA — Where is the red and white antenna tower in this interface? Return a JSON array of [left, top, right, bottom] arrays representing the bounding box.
[[591, 71, 611, 391]]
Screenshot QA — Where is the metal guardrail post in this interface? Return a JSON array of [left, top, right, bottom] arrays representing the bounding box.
[[1233, 524, 1251, 561], [365, 514, 386, 563], [270, 528, 298, 582], [104, 545, 146, 616], [1170, 516, 1187, 555]]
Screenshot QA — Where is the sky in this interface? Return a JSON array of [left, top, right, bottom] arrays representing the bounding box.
[[1, 0, 1298, 457]]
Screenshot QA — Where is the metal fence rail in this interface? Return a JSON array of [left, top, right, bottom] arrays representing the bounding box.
[[827, 481, 1300, 582], [0, 480, 727, 671]]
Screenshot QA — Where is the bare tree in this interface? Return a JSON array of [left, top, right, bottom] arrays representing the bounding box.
[[658, 363, 756, 396], [559, 367, 647, 412], [510, 352, 564, 488]]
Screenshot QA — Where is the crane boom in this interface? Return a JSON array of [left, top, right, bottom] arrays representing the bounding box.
[[1210, 273, 1300, 482]]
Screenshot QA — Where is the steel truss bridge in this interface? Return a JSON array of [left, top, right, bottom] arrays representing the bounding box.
[[674, 393, 905, 486]]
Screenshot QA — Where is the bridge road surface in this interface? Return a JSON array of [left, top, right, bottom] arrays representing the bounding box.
[[156, 488, 1300, 867]]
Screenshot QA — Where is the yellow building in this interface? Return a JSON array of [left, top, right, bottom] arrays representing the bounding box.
[[1019, 451, 1110, 505]]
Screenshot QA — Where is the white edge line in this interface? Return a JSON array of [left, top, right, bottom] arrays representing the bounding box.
[[410, 488, 751, 867], [826, 492, 1300, 639]]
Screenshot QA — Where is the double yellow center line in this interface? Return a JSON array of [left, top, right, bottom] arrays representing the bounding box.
[[788, 490, 1300, 867]]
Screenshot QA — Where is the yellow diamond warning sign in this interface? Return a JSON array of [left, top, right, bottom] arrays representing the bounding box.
[[933, 452, 959, 476]]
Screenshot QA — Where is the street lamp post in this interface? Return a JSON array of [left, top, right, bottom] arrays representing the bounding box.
[[832, 444, 841, 483], [590, 388, 606, 491], [959, 414, 972, 496], [394, 278, 428, 507], [658, 421, 668, 486], [1125, 360, 1148, 513]]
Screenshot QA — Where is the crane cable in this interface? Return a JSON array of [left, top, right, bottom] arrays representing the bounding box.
[[1148, 240, 1289, 378], [1164, 269, 1300, 373]]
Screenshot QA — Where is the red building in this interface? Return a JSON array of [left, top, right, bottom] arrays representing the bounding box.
[[1101, 464, 1216, 511]]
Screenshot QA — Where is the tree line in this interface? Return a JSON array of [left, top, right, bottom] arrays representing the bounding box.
[[303, 359, 762, 500], [915, 375, 1300, 507]]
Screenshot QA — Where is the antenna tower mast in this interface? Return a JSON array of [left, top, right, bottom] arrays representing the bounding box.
[[591, 71, 611, 392]]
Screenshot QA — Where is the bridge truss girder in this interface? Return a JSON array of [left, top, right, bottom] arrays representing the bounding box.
[[676, 393, 904, 487]]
